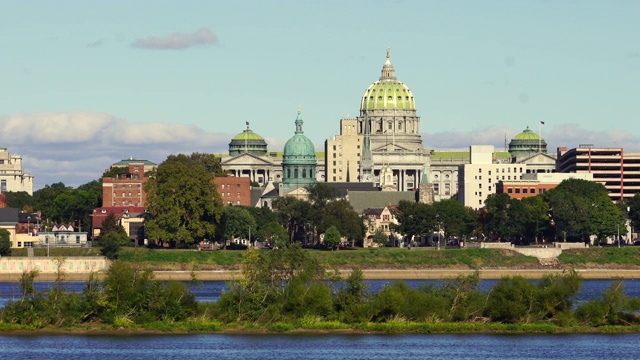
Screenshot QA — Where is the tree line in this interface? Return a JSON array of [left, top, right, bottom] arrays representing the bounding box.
[[5, 152, 639, 249]]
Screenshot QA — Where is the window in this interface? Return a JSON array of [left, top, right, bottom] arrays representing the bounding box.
[[134, 166, 139, 172], [76, 236, 80, 244], [530, 188, 536, 194], [515, 188, 521, 194], [507, 188, 513, 194], [434, 183, 440, 195], [479, 168, 482, 173], [237, 184, 241, 188], [237, 192, 241, 198], [479, 184, 482, 189], [383, 215, 390, 221], [488, 170, 492, 175], [445, 183, 451, 195], [227, 192, 230, 197], [488, 178, 492, 183], [333, 153, 336, 158], [523, 188, 528, 194], [0, 180, 6, 192], [388, 122, 392, 129], [488, 186, 492, 191]]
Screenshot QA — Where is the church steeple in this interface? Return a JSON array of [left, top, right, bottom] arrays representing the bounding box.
[[360, 110, 373, 183]]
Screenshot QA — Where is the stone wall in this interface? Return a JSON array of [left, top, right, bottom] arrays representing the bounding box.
[[0, 256, 109, 274]]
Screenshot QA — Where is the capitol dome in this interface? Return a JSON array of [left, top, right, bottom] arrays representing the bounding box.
[[360, 49, 416, 111], [282, 108, 317, 190], [508, 126, 547, 159], [228, 124, 268, 156]]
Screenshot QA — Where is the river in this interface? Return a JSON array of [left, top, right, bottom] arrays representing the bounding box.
[[0, 333, 638, 359], [2, 279, 640, 358]]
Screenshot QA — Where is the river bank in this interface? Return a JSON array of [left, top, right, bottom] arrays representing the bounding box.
[[3, 268, 640, 282]]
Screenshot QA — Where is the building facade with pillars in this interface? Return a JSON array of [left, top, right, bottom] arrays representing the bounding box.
[[221, 124, 325, 188], [0, 146, 34, 195], [325, 49, 430, 191]]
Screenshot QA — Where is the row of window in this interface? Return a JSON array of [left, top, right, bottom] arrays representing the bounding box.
[[113, 184, 141, 188], [221, 192, 242, 198], [113, 192, 141, 197], [478, 167, 524, 174], [219, 184, 241, 189], [113, 201, 142, 206], [505, 187, 547, 195]]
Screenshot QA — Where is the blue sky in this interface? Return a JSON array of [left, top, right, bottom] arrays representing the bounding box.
[[1, 0, 639, 189]]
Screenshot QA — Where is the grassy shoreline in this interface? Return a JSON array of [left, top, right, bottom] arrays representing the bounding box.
[[3, 321, 640, 335]]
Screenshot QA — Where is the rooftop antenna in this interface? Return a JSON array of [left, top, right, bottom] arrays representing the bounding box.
[[539, 121, 545, 154], [504, 133, 507, 152], [244, 121, 249, 154]]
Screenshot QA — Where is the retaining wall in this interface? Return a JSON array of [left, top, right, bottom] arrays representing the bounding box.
[[0, 256, 109, 275]]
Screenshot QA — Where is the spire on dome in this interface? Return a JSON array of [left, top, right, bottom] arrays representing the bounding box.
[[380, 47, 397, 80], [295, 105, 304, 134]]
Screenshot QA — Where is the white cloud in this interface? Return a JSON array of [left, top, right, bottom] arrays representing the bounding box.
[[0, 112, 232, 189], [2, 112, 638, 191], [131, 28, 218, 50]]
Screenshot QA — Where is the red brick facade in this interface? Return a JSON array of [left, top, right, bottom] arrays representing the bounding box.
[[102, 164, 151, 207], [213, 176, 251, 206], [496, 181, 555, 200]]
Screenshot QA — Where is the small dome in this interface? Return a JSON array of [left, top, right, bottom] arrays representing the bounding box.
[[283, 110, 316, 163], [513, 127, 542, 141], [232, 129, 264, 141], [360, 49, 416, 111], [508, 126, 547, 159], [228, 124, 268, 156]]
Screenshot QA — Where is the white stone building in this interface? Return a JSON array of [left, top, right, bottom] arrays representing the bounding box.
[[0, 147, 34, 195]]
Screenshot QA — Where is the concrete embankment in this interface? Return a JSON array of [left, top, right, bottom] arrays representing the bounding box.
[[2, 269, 640, 282]]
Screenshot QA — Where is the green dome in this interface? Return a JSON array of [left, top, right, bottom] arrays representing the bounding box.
[[228, 124, 268, 156], [232, 129, 264, 141], [282, 108, 317, 191], [283, 111, 316, 162], [360, 50, 416, 111], [513, 127, 542, 141], [508, 126, 547, 159]]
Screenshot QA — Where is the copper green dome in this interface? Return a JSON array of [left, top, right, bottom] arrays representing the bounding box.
[[513, 127, 542, 141], [508, 126, 547, 159], [283, 109, 316, 161], [361, 49, 416, 111], [228, 123, 268, 156], [283, 108, 317, 190]]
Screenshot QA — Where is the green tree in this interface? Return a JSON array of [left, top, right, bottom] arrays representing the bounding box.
[[272, 196, 312, 243], [100, 232, 125, 259], [0, 228, 12, 256], [482, 194, 511, 241], [392, 200, 437, 244], [324, 226, 341, 250], [4, 191, 35, 211], [506, 198, 530, 242], [218, 206, 257, 247], [434, 199, 474, 240], [144, 153, 224, 247], [321, 199, 365, 243], [628, 194, 640, 238], [371, 227, 388, 248], [256, 221, 288, 245], [546, 179, 625, 243], [522, 195, 550, 244]]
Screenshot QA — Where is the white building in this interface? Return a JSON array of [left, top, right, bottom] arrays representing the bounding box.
[[459, 145, 530, 210], [0, 147, 34, 195]]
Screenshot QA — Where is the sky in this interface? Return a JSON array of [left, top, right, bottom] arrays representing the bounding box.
[[1, 0, 639, 189]]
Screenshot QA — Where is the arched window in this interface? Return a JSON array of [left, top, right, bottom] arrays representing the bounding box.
[[302, 169, 307, 178], [294, 168, 298, 178]]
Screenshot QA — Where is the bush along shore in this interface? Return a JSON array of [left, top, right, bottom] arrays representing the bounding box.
[[3, 243, 640, 334]]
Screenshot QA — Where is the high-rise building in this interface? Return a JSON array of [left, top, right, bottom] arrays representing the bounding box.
[[556, 146, 640, 201]]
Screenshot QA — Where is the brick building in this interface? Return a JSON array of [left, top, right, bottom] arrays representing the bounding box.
[[496, 173, 594, 200], [213, 176, 251, 206], [102, 157, 156, 208]]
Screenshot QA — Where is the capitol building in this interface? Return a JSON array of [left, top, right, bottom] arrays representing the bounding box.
[[219, 49, 553, 207]]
